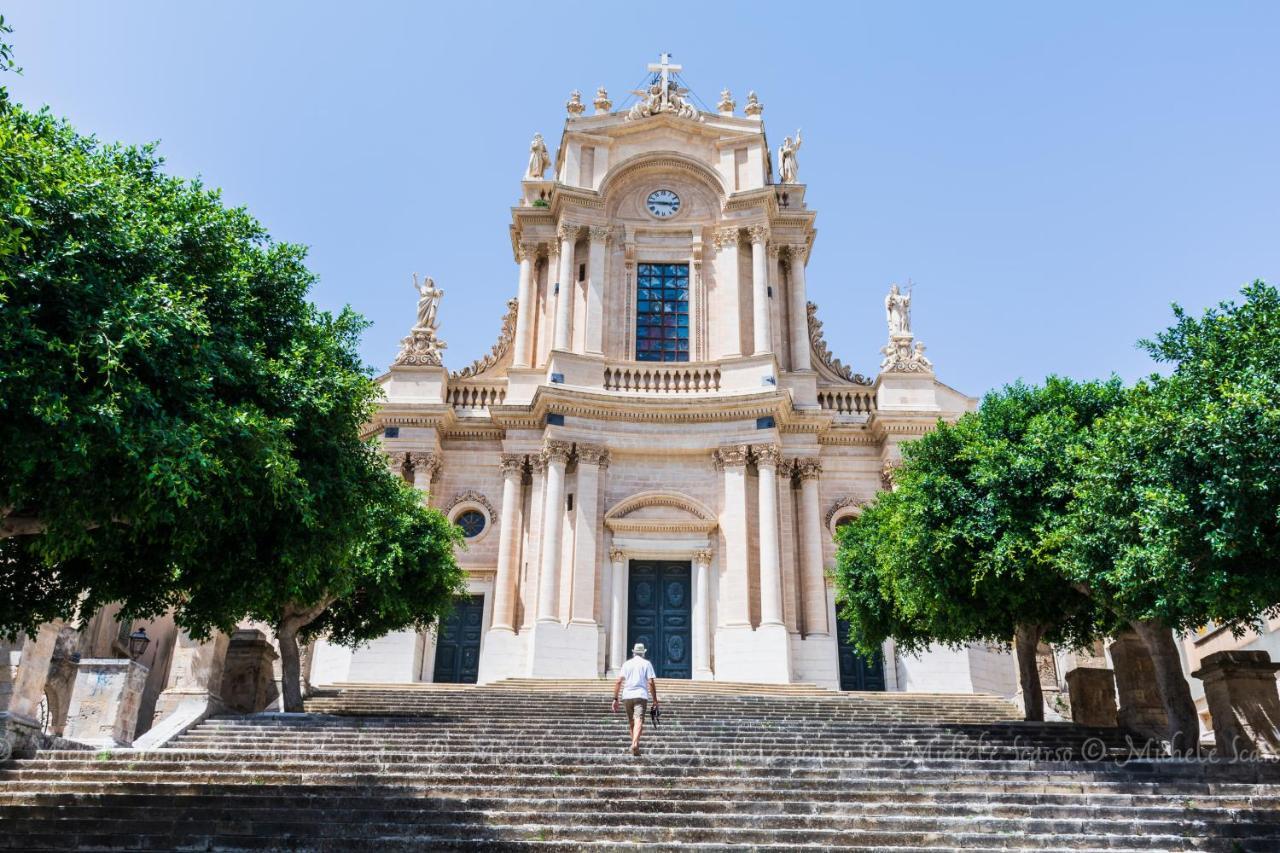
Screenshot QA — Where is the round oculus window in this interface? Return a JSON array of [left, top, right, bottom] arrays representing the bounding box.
[[455, 509, 486, 539], [646, 189, 681, 218]]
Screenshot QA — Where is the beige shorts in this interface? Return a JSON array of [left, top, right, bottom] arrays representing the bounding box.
[[623, 698, 648, 722]]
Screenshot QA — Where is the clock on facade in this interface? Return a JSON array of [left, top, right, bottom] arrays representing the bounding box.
[[646, 189, 681, 218]]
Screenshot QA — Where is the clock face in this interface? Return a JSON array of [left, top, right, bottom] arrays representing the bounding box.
[[646, 189, 681, 218]]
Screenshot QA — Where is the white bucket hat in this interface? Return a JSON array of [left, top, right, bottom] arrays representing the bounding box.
[[631, 643, 647, 657]]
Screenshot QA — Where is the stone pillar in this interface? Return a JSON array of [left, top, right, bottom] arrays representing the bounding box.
[[220, 628, 279, 714], [1065, 667, 1118, 728], [512, 242, 538, 368], [409, 451, 440, 503], [585, 227, 608, 355], [748, 225, 771, 355], [1, 620, 62, 757], [490, 454, 525, 632], [1108, 630, 1169, 743], [570, 445, 608, 625], [796, 458, 828, 636], [64, 659, 149, 747], [713, 228, 742, 358], [787, 246, 811, 371], [693, 548, 714, 679], [608, 547, 627, 675], [1192, 650, 1280, 758], [713, 445, 751, 628], [552, 224, 577, 352], [755, 444, 784, 628], [536, 440, 572, 622]]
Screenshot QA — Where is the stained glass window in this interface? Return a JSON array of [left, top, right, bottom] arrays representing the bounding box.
[[635, 263, 690, 362], [455, 510, 486, 539]]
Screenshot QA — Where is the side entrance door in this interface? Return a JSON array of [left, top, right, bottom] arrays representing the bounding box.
[[432, 594, 485, 684], [836, 617, 886, 691], [627, 560, 692, 679]]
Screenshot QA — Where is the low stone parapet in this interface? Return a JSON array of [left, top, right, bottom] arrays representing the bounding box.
[[1192, 649, 1280, 759], [1065, 667, 1118, 728]]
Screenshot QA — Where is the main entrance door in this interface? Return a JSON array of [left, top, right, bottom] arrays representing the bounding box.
[[836, 617, 886, 691], [627, 561, 692, 679], [432, 594, 484, 684]]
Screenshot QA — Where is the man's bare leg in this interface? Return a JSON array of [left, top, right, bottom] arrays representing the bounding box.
[[631, 714, 645, 753]]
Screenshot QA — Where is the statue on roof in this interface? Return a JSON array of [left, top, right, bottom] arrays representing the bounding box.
[[395, 273, 447, 367], [884, 282, 911, 336], [625, 53, 703, 122], [526, 133, 550, 180], [413, 273, 444, 332], [778, 129, 802, 184]]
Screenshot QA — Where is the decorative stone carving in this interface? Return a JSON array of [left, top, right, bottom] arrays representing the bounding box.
[[557, 222, 580, 242], [712, 227, 740, 250], [747, 224, 770, 245], [693, 548, 713, 566], [795, 458, 822, 480], [717, 88, 735, 114], [515, 240, 541, 262], [593, 86, 612, 113], [409, 452, 441, 482], [394, 274, 447, 367], [588, 225, 612, 243], [498, 454, 525, 478], [625, 54, 702, 122], [880, 460, 899, 491], [565, 89, 585, 116], [451, 297, 517, 379], [576, 444, 611, 468], [879, 283, 933, 374], [445, 490, 498, 526], [609, 547, 625, 563], [825, 495, 863, 529], [743, 90, 763, 117], [807, 302, 872, 385], [540, 440, 573, 466], [753, 445, 783, 469], [712, 444, 750, 470], [778, 129, 802, 184], [526, 133, 551, 179]]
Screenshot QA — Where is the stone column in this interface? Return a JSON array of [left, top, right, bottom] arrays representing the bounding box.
[[1192, 650, 1280, 758], [693, 548, 714, 679], [713, 227, 742, 358], [608, 547, 627, 675], [796, 458, 828, 636], [145, 630, 230, 740], [490, 453, 526, 632], [512, 242, 538, 368], [755, 444, 784, 627], [748, 225, 771, 355], [585, 228, 609, 355], [536, 440, 572, 622], [1, 620, 62, 757], [1065, 667, 1118, 728], [570, 444, 608, 624], [409, 451, 440, 503], [787, 246, 812, 371], [713, 445, 751, 627], [1108, 630, 1169, 744], [64, 659, 149, 747], [552, 224, 577, 352]]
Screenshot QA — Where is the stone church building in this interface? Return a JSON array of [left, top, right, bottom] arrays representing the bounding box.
[[311, 56, 1016, 695]]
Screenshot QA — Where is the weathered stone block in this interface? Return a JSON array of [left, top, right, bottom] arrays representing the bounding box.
[[220, 628, 279, 714], [1065, 667, 1118, 728], [1109, 631, 1168, 742], [1192, 649, 1280, 759], [64, 659, 149, 747]]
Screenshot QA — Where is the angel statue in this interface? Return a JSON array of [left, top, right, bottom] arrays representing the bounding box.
[[413, 273, 444, 332], [884, 282, 911, 336], [778, 129, 802, 184], [526, 133, 551, 180]]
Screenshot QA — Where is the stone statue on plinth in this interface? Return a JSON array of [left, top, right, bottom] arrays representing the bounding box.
[[778, 129, 802, 184], [879, 282, 932, 374], [526, 133, 550, 180], [394, 273, 447, 367], [885, 282, 911, 335]]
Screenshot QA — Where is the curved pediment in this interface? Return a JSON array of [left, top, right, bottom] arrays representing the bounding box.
[[604, 490, 717, 535], [598, 151, 727, 202]]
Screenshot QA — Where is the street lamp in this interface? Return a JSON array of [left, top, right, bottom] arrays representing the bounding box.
[[127, 627, 150, 660]]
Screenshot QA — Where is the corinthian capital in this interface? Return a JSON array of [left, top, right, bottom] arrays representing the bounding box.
[[575, 443, 611, 468], [557, 222, 581, 242], [541, 439, 574, 466], [712, 227, 740, 250], [409, 451, 441, 481], [712, 444, 751, 470], [752, 444, 783, 469], [516, 241, 542, 262], [796, 457, 822, 480], [587, 225, 612, 243], [746, 224, 770, 245], [693, 549, 713, 567], [499, 453, 525, 477]]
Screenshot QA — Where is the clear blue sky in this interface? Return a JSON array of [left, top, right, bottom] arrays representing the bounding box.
[[7, 2, 1279, 395]]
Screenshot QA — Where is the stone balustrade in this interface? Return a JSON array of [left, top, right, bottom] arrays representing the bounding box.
[[446, 381, 508, 411], [817, 387, 877, 415], [603, 363, 722, 393]]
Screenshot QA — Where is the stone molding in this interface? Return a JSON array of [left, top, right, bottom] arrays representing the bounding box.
[[712, 444, 751, 470], [604, 490, 716, 523], [451, 297, 517, 379], [807, 301, 871, 385], [825, 495, 865, 530], [712, 227, 740, 250], [575, 444, 611, 468], [445, 490, 498, 531]]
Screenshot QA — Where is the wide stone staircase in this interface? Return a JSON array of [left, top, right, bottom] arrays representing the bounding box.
[[3, 679, 1280, 850]]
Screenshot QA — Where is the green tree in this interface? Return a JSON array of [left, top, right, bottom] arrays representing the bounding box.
[[835, 378, 1124, 720], [0, 84, 463, 709], [1057, 281, 1280, 753]]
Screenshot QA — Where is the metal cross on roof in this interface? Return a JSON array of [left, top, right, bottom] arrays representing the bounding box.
[[647, 52, 682, 107]]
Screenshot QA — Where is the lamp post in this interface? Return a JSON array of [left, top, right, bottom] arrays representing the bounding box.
[[126, 627, 150, 661]]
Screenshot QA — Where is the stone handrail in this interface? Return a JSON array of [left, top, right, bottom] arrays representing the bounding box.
[[603, 363, 722, 393], [447, 381, 508, 411], [817, 387, 876, 415]]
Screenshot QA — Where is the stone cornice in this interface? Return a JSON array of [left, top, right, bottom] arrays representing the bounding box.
[[489, 386, 791, 427]]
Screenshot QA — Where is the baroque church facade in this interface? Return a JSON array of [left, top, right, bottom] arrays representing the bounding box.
[[311, 57, 1017, 695]]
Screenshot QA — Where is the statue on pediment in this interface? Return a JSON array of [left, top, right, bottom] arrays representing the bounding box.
[[414, 273, 443, 332], [395, 273, 447, 367], [526, 133, 551, 180], [778, 129, 802, 184], [885, 282, 911, 335]]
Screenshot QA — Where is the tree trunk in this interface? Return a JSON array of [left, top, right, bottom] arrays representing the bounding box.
[[1014, 623, 1047, 722], [1129, 617, 1200, 755], [277, 626, 304, 713]]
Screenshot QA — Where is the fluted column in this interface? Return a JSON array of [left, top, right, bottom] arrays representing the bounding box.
[[693, 548, 713, 678], [712, 228, 741, 358], [585, 227, 608, 355], [787, 245, 812, 371], [608, 547, 627, 674], [512, 242, 538, 368], [755, 444, 784, 627], [552, 224, 577, 351], [570, 444, 608, 624], [490, 454, 525, 632], [796, 458, 828, 635], [535, 440, 572, 622], [409, 452, 440, 504], [748, 225, 771, 355], [713, 445, 751, 627]]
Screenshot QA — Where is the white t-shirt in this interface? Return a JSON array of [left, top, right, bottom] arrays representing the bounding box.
[[619, 655, 656, 700]]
